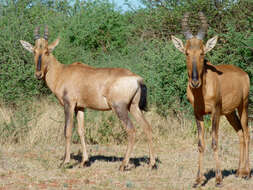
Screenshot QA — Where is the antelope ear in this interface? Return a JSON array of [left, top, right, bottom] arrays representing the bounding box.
[[20, 40, 34, 53], [171, 36, 185, 53], [204, 36, 218, 54], [48, 38, 60, 52]]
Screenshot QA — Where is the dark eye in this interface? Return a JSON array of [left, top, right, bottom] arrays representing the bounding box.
[[200, 52, 204, 56], [185, 52, 189, 56]]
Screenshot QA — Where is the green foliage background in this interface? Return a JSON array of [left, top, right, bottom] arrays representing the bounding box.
[[0, 0, 252, 116]]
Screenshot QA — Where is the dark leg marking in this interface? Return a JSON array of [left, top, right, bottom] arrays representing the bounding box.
[[63, 90, 70, 136], [114, 104, 130, 127], [197, 120, 201, 134], [198, 140, 202, 149], [212, 138, 217, 150], [212, 114, 217, 150], [212, 114, 217, 128]]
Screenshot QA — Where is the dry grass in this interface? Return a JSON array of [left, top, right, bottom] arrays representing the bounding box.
[[0, 99, 253, 189]]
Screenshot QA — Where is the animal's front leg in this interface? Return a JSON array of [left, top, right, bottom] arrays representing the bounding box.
[[61, 100, 75, 167], [211, 109, 222, 187], [193, 115, 206, 187]]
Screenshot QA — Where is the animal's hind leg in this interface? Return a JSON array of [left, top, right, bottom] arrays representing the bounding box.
[[112, 102, 136, 171], [238, 100, 250, 179], [225, 111, 245, 177], [76, 109, 89, 167], [129, 103, 156, 169]]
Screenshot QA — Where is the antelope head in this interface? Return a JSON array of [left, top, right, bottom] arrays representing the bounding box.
[[172, 12, 218, 88], [20, 26, 60, 79]]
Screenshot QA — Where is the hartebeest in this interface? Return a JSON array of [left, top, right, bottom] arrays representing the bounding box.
[[20, 26, 156, 170], [172, 13, 250, 186]]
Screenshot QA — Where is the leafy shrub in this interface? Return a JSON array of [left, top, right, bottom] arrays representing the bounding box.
[[64, 0, 131, 52], [0, 0, 252, 115], [0, 0, 69, 102]]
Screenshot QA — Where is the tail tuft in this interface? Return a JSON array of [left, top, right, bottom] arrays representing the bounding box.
[[139, 84, 148, 111]]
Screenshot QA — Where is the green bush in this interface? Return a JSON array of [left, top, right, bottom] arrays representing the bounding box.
[[0, 0, 69, 102], [0, 0, 252, 114], [65, 0, 130, 52]]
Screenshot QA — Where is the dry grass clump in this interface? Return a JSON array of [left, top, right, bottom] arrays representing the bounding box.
[[0, 99, 64, 146], [0, 104, 12, 124]]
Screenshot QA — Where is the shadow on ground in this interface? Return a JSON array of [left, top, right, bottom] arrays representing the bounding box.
[[201, 168, 253, 186], [69, 153, 161, 169]]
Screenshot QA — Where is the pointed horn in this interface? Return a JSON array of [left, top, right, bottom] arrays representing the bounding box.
[[196, 12, 208, 40], [182, 12, 193, 40], [34, 26, 40, 41], [44, 25, 49, 41]]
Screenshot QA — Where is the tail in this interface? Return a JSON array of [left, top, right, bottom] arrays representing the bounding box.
[[139, 83, 148, 111]]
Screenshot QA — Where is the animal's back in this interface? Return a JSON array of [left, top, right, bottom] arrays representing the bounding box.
[[68, 62, 140, 78], [56, 62, 143, 110]]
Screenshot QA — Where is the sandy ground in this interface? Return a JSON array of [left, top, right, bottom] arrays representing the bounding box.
[[0, 128, 253, 190]]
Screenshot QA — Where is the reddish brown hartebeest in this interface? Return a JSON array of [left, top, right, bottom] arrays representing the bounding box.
[[172, 12, 250, 186], [20, 26, 156, 170]]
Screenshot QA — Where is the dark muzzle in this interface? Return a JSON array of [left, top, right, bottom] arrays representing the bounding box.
[[191, 61, 200, 88], [37, 55, 42, 71]]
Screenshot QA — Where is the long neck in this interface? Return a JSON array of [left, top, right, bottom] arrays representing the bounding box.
[[44, 54, 64, 93]]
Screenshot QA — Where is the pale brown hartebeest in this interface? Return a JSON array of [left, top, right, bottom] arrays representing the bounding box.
[[20, 26, 156, 171], [172, 12, 250, 187]]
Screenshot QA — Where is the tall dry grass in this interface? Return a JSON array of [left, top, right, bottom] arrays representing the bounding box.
[[0, 98, 194, 147], [0, 97, 251, 149], [0, 99, 64, 146]]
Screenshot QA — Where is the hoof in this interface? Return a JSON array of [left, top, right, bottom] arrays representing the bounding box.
[[192, 183, 200, 188], [193, 176, 206, 188], [215, 183, 223, 188], [79, 161, 90, 168], [192, 182, 203, 188], [119, 164, 132, 171], [236, 168, 251, 179], [119, 164, 126, 171], [242, 175, 251, 180], [151, 163, 158, 170], [59, 162, 72, 169], [215, 182, 223, 188], [242, 173, 251, 180], [215, 175, 223, 187]]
